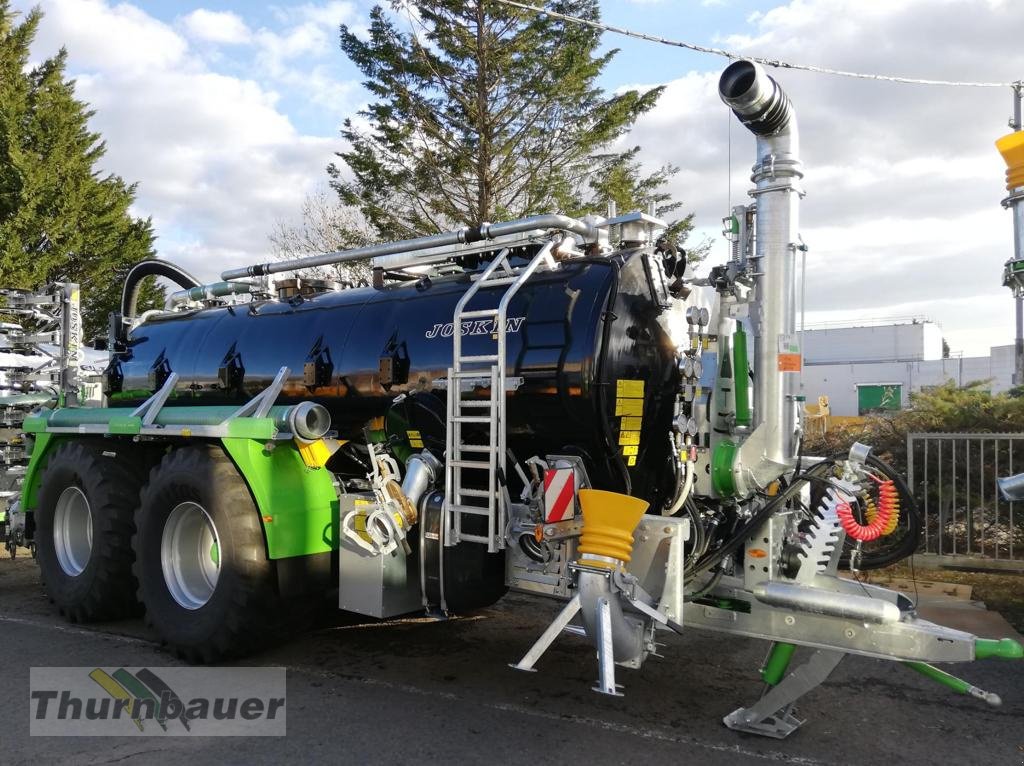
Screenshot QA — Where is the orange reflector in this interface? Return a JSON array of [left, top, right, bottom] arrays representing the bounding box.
[[534, 524, 544, 543], [262, 515, 274, 523], [748, 548, 768, 558]]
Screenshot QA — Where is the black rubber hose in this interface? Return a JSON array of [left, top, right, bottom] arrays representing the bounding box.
[[120, 260, 201, 319]]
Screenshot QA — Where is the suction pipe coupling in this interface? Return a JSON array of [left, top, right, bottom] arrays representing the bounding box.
[[575, 490, 650, 664], [402, 450, 441, 516]]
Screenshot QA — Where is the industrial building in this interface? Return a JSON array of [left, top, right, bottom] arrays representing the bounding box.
[[800, 320, 1015, 417]]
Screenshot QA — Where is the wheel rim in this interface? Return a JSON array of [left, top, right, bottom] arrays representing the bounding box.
[[161, 502, 221, 610], [53, 486, 92, 576]]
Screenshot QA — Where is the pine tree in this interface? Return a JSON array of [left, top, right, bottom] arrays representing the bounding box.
[[330, 0, 696, 249], [0, 2, 161, 340]]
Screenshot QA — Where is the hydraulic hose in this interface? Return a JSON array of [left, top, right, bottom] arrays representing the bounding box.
[[838, 477, 899, 542], [120, 259, 201, 320], [839, 454, 921, 570]]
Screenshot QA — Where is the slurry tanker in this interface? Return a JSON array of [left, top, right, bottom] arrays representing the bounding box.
[[11, 61, 1022, 738]]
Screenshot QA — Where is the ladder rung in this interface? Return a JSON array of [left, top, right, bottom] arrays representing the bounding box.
[[448, 505, 492, 517], [452, 416, 491, 424], [456, 533, 491, 544], [459, 309, 498, 319], [450, 459, 491, 469], [450, 369, 497, 378], [459, 354, 499, 363], [457, 444, 493, 454], [455, 399, 493, 408], [476, 276, 518, 287], [457, 488, 495, 499]]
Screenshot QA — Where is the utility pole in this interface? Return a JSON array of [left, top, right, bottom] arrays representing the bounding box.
[[998, 82, 1024, 385]]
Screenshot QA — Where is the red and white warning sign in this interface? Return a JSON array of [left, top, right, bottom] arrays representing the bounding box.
[[543, 467, 577, 523]]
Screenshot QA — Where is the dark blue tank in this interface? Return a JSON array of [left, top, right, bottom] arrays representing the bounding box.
[[108, 250, 679, 506]]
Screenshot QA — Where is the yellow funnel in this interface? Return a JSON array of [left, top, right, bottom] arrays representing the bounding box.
[[996, 131, 1024, 191], [577, 489, 649, 568]]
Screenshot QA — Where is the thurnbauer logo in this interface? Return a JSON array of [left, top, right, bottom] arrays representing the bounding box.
[[425, 316, 526, 339], [30, 667, 285, 733]]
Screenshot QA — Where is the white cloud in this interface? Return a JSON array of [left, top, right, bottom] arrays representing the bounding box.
[[622, 0, 1023, 355], [27, 0, 188, 72], [181, 9, 252, 45], [14, 0, 355, 281], [248, 1, 361, 123], [295, 1, 357, 27]]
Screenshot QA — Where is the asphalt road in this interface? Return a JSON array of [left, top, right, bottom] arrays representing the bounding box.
[[1, 555, 1022, 766]]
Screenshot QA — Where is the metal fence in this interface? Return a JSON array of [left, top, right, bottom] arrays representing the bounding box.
[[907, 433, 1024, 568]]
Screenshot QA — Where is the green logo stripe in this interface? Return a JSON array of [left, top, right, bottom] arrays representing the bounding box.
[[112, 668, 167, 731]]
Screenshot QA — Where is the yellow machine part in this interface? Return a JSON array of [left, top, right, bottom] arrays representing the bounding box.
[[296, 438, 333, 468], [577, 489, 649, 567], [996, 130, 1024, 190]]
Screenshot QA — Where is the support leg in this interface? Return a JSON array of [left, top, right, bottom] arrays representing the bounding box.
[[592, 596, 624, 697], [510, 595, 581, 672], [724, 648, 844, 739]]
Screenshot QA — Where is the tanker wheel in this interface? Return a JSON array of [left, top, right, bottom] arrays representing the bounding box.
[[35, 441, 143, 622], [133, 445, 278, 663]]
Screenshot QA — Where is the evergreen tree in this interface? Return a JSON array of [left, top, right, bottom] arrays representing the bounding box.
[[330, 0, 697, 249], [0, 2, 161, 340]]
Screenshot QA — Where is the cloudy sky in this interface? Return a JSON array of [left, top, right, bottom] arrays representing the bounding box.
[[11, 0, 1024, 356]]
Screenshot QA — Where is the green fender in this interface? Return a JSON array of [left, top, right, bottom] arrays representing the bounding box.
[[19, 432, 65, 511], [22, 433, 339, 561], [220, 438, 340, 560]]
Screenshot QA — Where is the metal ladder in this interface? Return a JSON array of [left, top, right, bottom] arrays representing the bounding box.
[[444, 241, 557, 552]]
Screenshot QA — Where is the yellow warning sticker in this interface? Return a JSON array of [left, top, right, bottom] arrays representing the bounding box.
[[626, 455, 637, 467], [621, 445, 639, 456], [691, 337, 699, 351], [618, 431, 641, 446], [615, 398, 644, 416], [702, 337, 710, 350], [620, 416, 643, 431], [616, 379, 645, 398], [406, 429, 424, 448]]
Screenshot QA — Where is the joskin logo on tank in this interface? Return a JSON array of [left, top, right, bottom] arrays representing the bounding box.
[[424, 316, 526, 339]]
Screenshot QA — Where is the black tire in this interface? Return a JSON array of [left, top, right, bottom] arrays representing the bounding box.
[[35, 440, 143, 622], [133, 445, 278, 662]]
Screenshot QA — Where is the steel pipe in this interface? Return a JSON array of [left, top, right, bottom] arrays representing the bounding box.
[[577, 570, 645, 664], [719, 60, 803, 493], [401, 450, 441, 514], [34, 403, 330, 436], [752, 580, 901, 624], [168, 280, 258, 307], [219, 214, 597, 281]]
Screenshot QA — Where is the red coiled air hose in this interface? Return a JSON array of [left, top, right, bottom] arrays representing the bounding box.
[[836, 479, 895, 542]]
